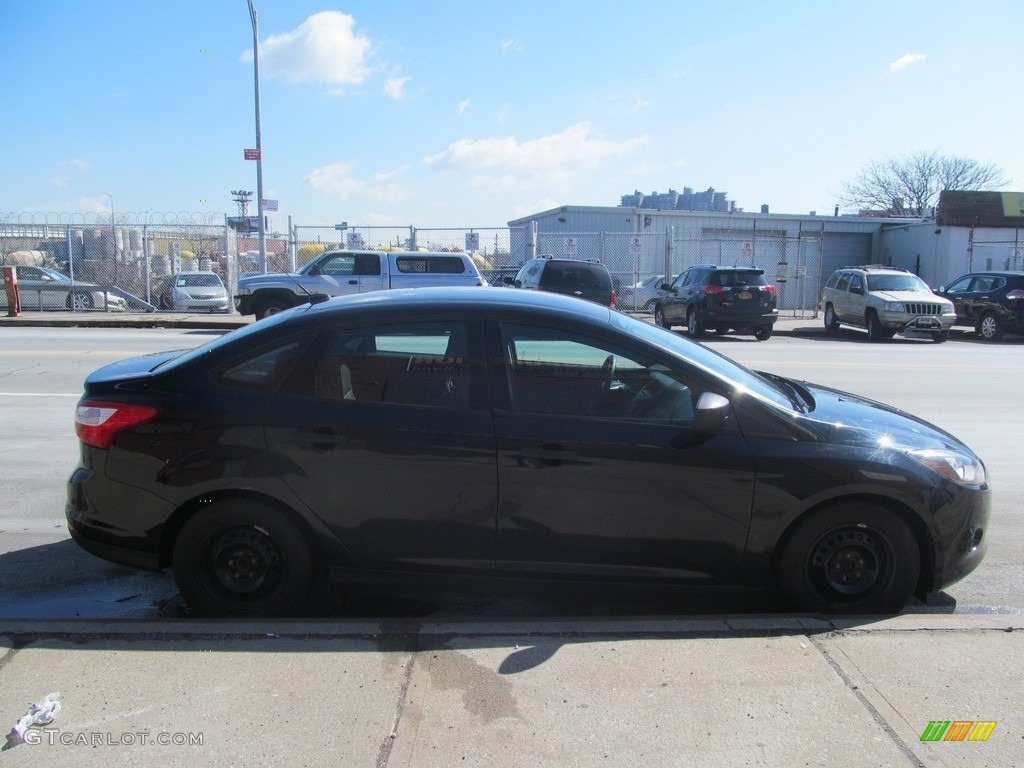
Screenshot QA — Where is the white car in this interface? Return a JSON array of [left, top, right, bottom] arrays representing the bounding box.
[[618, 275, 666, 311], [1, 265, 127, 312], [160, 271, 230, 313]]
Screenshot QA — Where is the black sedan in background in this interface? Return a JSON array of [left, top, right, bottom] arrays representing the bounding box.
[[935, 271, 1024, 340], [67, 288, 989, 617]]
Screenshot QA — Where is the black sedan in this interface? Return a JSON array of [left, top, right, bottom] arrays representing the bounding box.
[[67, 288, 990, 617], [934, 271, 1024, 340]]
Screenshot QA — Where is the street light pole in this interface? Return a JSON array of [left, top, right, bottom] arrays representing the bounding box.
[[247, 0, 267, 274]]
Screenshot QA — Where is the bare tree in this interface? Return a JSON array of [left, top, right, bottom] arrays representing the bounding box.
[[840, 151, 1007, 216]]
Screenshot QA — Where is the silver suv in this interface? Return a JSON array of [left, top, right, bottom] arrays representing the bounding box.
[[820, 265, 956, 342]]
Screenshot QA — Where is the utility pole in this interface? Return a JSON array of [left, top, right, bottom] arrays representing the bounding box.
[[247, 0, 267, 274]]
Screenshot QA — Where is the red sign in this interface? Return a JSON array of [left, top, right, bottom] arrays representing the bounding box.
[[244, 148, 261, 161]]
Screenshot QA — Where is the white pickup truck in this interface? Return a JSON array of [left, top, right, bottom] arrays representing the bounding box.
[[234, 249, 485, 319]]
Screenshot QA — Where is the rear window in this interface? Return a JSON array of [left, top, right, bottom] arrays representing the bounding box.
[[541, 263, 611, 290], [712, 270, 767, 286], [395, 256, 467, 274]]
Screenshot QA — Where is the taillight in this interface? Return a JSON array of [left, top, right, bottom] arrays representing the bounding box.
[[704, 285, 726, 295], [610, 289, 617, 308], [763, 284, 778, 296], [75, 399, 160, 449]]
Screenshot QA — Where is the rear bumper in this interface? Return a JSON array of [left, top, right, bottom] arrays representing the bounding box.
[[704, 309, 778, 328]]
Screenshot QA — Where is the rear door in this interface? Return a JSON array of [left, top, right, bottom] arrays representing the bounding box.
[[265, 317, 497, 571]]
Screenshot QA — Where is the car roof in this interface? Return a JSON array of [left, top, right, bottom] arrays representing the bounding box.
[[299, 285, 615, 320]]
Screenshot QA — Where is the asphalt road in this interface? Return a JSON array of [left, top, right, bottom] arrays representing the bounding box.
[[0, 324, 1020, 619]]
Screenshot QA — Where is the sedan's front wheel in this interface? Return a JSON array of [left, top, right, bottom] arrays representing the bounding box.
[[173, 500, 313, 617], [777, 503, 919, 614]]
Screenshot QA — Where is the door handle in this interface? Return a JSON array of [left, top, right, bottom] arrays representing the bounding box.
[[296, 427, 349, 451], [519, 444, 578, 464]]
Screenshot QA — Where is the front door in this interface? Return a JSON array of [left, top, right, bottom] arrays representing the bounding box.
[[490, 322, 755, 582]]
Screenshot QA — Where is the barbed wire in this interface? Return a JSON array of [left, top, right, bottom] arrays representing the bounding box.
[[0, 211, 226, 227]]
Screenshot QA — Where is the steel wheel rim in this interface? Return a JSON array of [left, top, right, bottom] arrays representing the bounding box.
[[807, 525, 889, 599], [208, 526, 282, 596]]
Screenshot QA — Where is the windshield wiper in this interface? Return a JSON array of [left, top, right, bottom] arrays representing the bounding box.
[[758, 371, 811, 412]]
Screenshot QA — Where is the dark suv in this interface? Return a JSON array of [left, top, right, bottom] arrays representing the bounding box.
[[934, 271, 1024, 340], [653, 265, 778, 340], [508, 257, 616, 307]]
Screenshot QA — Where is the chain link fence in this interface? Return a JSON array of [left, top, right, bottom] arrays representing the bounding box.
[[2, 213, 822, 315]]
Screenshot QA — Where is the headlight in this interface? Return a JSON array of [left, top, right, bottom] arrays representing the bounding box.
[[237, 287, 252, 296], [883, 302, 905, 312], [907, 448, 986, 486]]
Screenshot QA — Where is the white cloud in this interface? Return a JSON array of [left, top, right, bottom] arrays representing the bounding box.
[[458, 97, 471, 115], [52, 176, 69, 188], [422, 123, 646, 190], [384, 75, 410, 100], [70, 159, 91, 171], [889, 53, 926, 73], [305, 161, 411, 202], [244, 11, 371, 91], [500, 39, 522, 53]]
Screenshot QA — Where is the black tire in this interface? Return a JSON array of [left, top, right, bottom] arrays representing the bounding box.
[[67, 291, 94, 311], [654, 304, 671, 329], [976, 311, 1004, 341], [866, 311, 885, 342], [173, 499, 314, 617], [754, 325, 773, 341], [254, 297, 290, 320], [686, 308, 705, 338], [933, 329, 949, 343], [823, 304, 840, 332], [777, 503, 920, 614]]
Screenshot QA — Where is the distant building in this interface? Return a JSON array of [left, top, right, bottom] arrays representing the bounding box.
[[619, 187, 734, 213]]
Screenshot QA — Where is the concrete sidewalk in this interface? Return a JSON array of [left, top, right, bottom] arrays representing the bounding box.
[[1, 614, 1021, 767]]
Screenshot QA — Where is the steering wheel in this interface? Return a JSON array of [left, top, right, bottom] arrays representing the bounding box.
[[600, 354, 616, 390]]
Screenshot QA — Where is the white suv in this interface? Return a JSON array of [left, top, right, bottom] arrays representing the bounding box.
[[819, 265, 955, 342]]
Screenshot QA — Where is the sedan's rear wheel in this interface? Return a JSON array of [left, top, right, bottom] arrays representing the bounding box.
[[777, 503, 919, 614], [173, 499, 313, 617], [977, 311, 1004, 341]]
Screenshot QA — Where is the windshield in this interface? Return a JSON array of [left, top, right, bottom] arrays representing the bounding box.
[[176, 273, 223, 288], [867, 274, 930, 292], [610, 311, 795, 409]]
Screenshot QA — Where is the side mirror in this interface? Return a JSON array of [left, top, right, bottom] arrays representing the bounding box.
[[659, 283, 673, 292], [936, 286, 946, 293], [693, 392, 732, 433]]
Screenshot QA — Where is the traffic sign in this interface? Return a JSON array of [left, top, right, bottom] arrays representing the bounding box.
[[334, 222, 348, 231], [244, 148, 261, 160]]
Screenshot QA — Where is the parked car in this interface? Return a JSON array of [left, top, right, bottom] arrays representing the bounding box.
[[507, 256, 616, 306], [618, 275, 666, 311], [933, 271, 1024, 341], [820, 265, 955, 342], [235, 250, 485, 320], [157, 270, 230, 313], [67, 287, 989, 617], [653, 265, 777, 340], [0, 265, 127, 312]]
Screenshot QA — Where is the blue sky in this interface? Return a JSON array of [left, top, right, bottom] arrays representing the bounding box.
[[3, 1, 1021, 228]]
